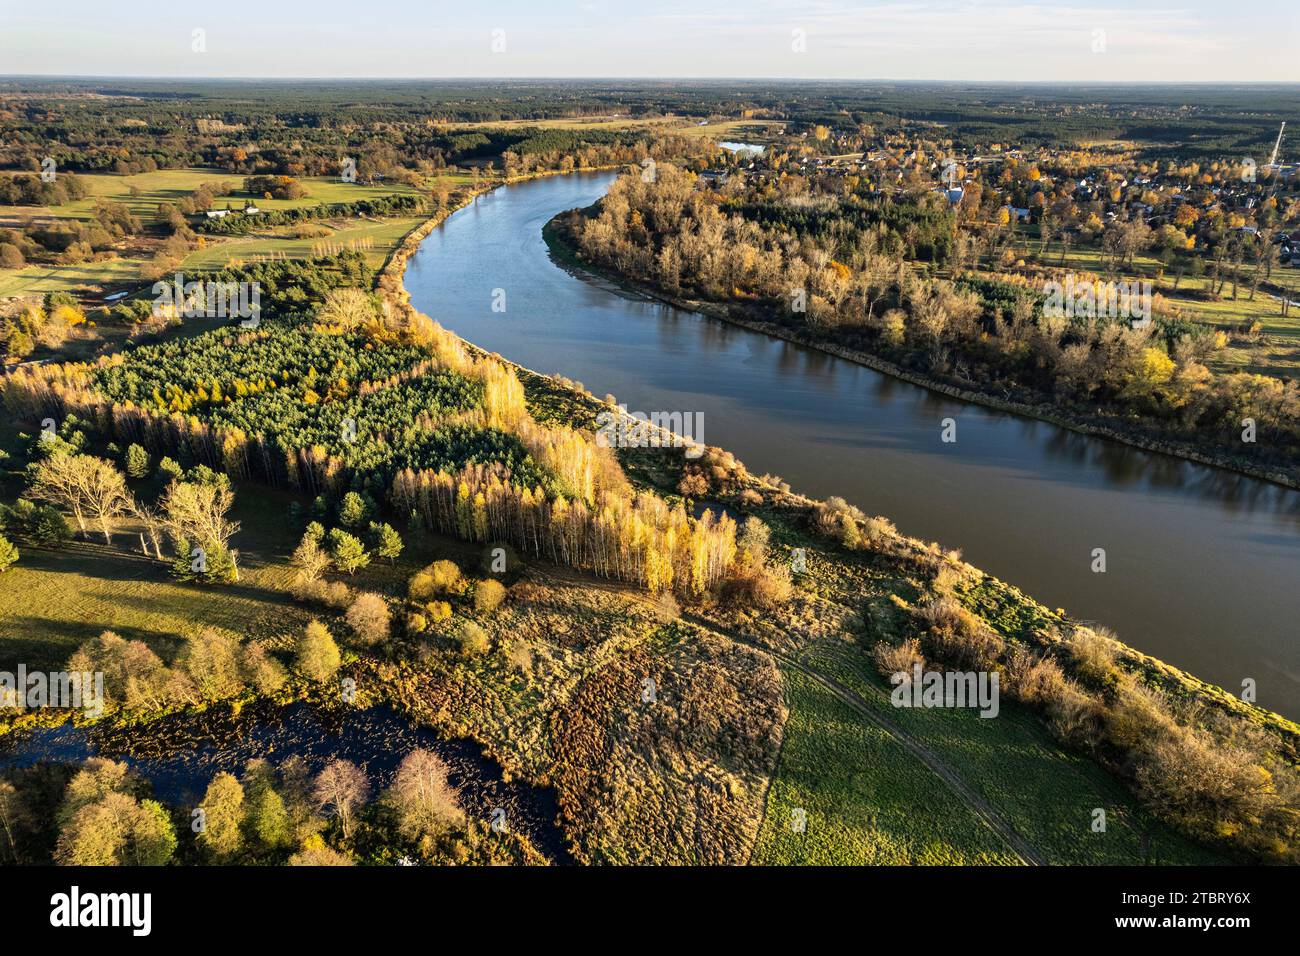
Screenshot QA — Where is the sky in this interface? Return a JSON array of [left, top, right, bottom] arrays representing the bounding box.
[[1, 0, 1297, 83]]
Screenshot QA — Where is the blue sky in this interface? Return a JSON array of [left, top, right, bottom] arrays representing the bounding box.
[[2, 0, 1296, 81]]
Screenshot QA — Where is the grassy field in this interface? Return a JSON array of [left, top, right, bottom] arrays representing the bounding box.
[[181, 216, 426, 271], [750, 668, 1019, 865], [0, 168, 416, 225], [0, 167, 431, 302], [0, 257, 141, 298], [799, 644, 1224, 865]]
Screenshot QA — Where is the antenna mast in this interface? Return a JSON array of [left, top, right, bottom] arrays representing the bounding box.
[[1268, 122, 1286, 168]]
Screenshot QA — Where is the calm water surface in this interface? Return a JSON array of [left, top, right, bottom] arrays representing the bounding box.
[[405, 171, 1300, 718]]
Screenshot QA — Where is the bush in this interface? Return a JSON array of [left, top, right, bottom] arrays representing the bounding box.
[[506, 641, 534, 675], [409, 560, 462, 600], [290, 577, 354, 610], [428, 560, 463, 594], [1105, 682, 1176, 752], [240, 643, 288, 696], [1003, 647, 1067, 706], [473, 579, 507, 615], [1046, 680, 1103, 747], [0, 534, 17, 573], [458, 621, 490, 658], [425, 600, 452, 622], [345, 592, 391, 646], [295, 621, 341, 682], [916, 597, 1004, 672], [871, 638, 925, 679], [407, 571, 435, 601], [722, 561, 792, 609], [1065, 626, 1122, 688]]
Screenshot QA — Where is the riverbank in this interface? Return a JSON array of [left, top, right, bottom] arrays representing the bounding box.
[[381, 178, 1300, 748], [544, 214, 1300, 492]]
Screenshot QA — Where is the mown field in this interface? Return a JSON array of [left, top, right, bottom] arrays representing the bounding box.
[[0, 167, 435, 300], [750, 668, 1019, 865], [0, 168, 417, 225], [180, 217, 426, 271]]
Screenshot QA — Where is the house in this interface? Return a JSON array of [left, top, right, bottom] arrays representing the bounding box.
[[243, 204, 261, 215], [205, 209, 230, 219], [1008, 206, 1031, 222], [940, 187, 964, 205], [698, 169, 730, 187]]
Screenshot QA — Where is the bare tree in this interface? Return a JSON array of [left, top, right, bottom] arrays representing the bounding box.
[[312, 759, 369, 840], [386, 749, 463, 841], [28, 453, 133, 544]]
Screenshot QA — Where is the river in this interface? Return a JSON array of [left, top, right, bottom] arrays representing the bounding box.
[[404, 170, 1300, 719]]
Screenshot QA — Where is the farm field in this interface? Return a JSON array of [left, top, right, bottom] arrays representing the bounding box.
[[0, 168, 417, 224], [0, 168, 431, 302], [181, 216, 426, 271]]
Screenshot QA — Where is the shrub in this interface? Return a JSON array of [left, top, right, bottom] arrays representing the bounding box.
[[871, 638, 925, 679], [651, 591, 681, 622], [1105, 681, 1176, 752], [722, 561, 792, 609], [295, 621, 341, 682], [345, 592, 391, 646], [1046, 680, 1103, 747], [288, 844, 353, 866], [506, 641, 534, 675], [0, 534, 17, 573], [1065, 626, 1122, 688], [239, 643, 288, 696], [425, 600, 452, 622], [1003, 647, 1067, 707], [473, 579, 507, 615], [290, 577, 354, 610], [458, 621, 490, 658], [407, 571, 435, 601], [410, 560, 463, 599], [916, 598, 1004, 672], [428, 560, 463, 594]]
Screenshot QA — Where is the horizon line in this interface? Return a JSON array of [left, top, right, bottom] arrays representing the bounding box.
[[3, 75, 1300, 87]]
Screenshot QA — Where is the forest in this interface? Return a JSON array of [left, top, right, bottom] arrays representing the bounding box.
[[569, 161, 1300, 481]]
